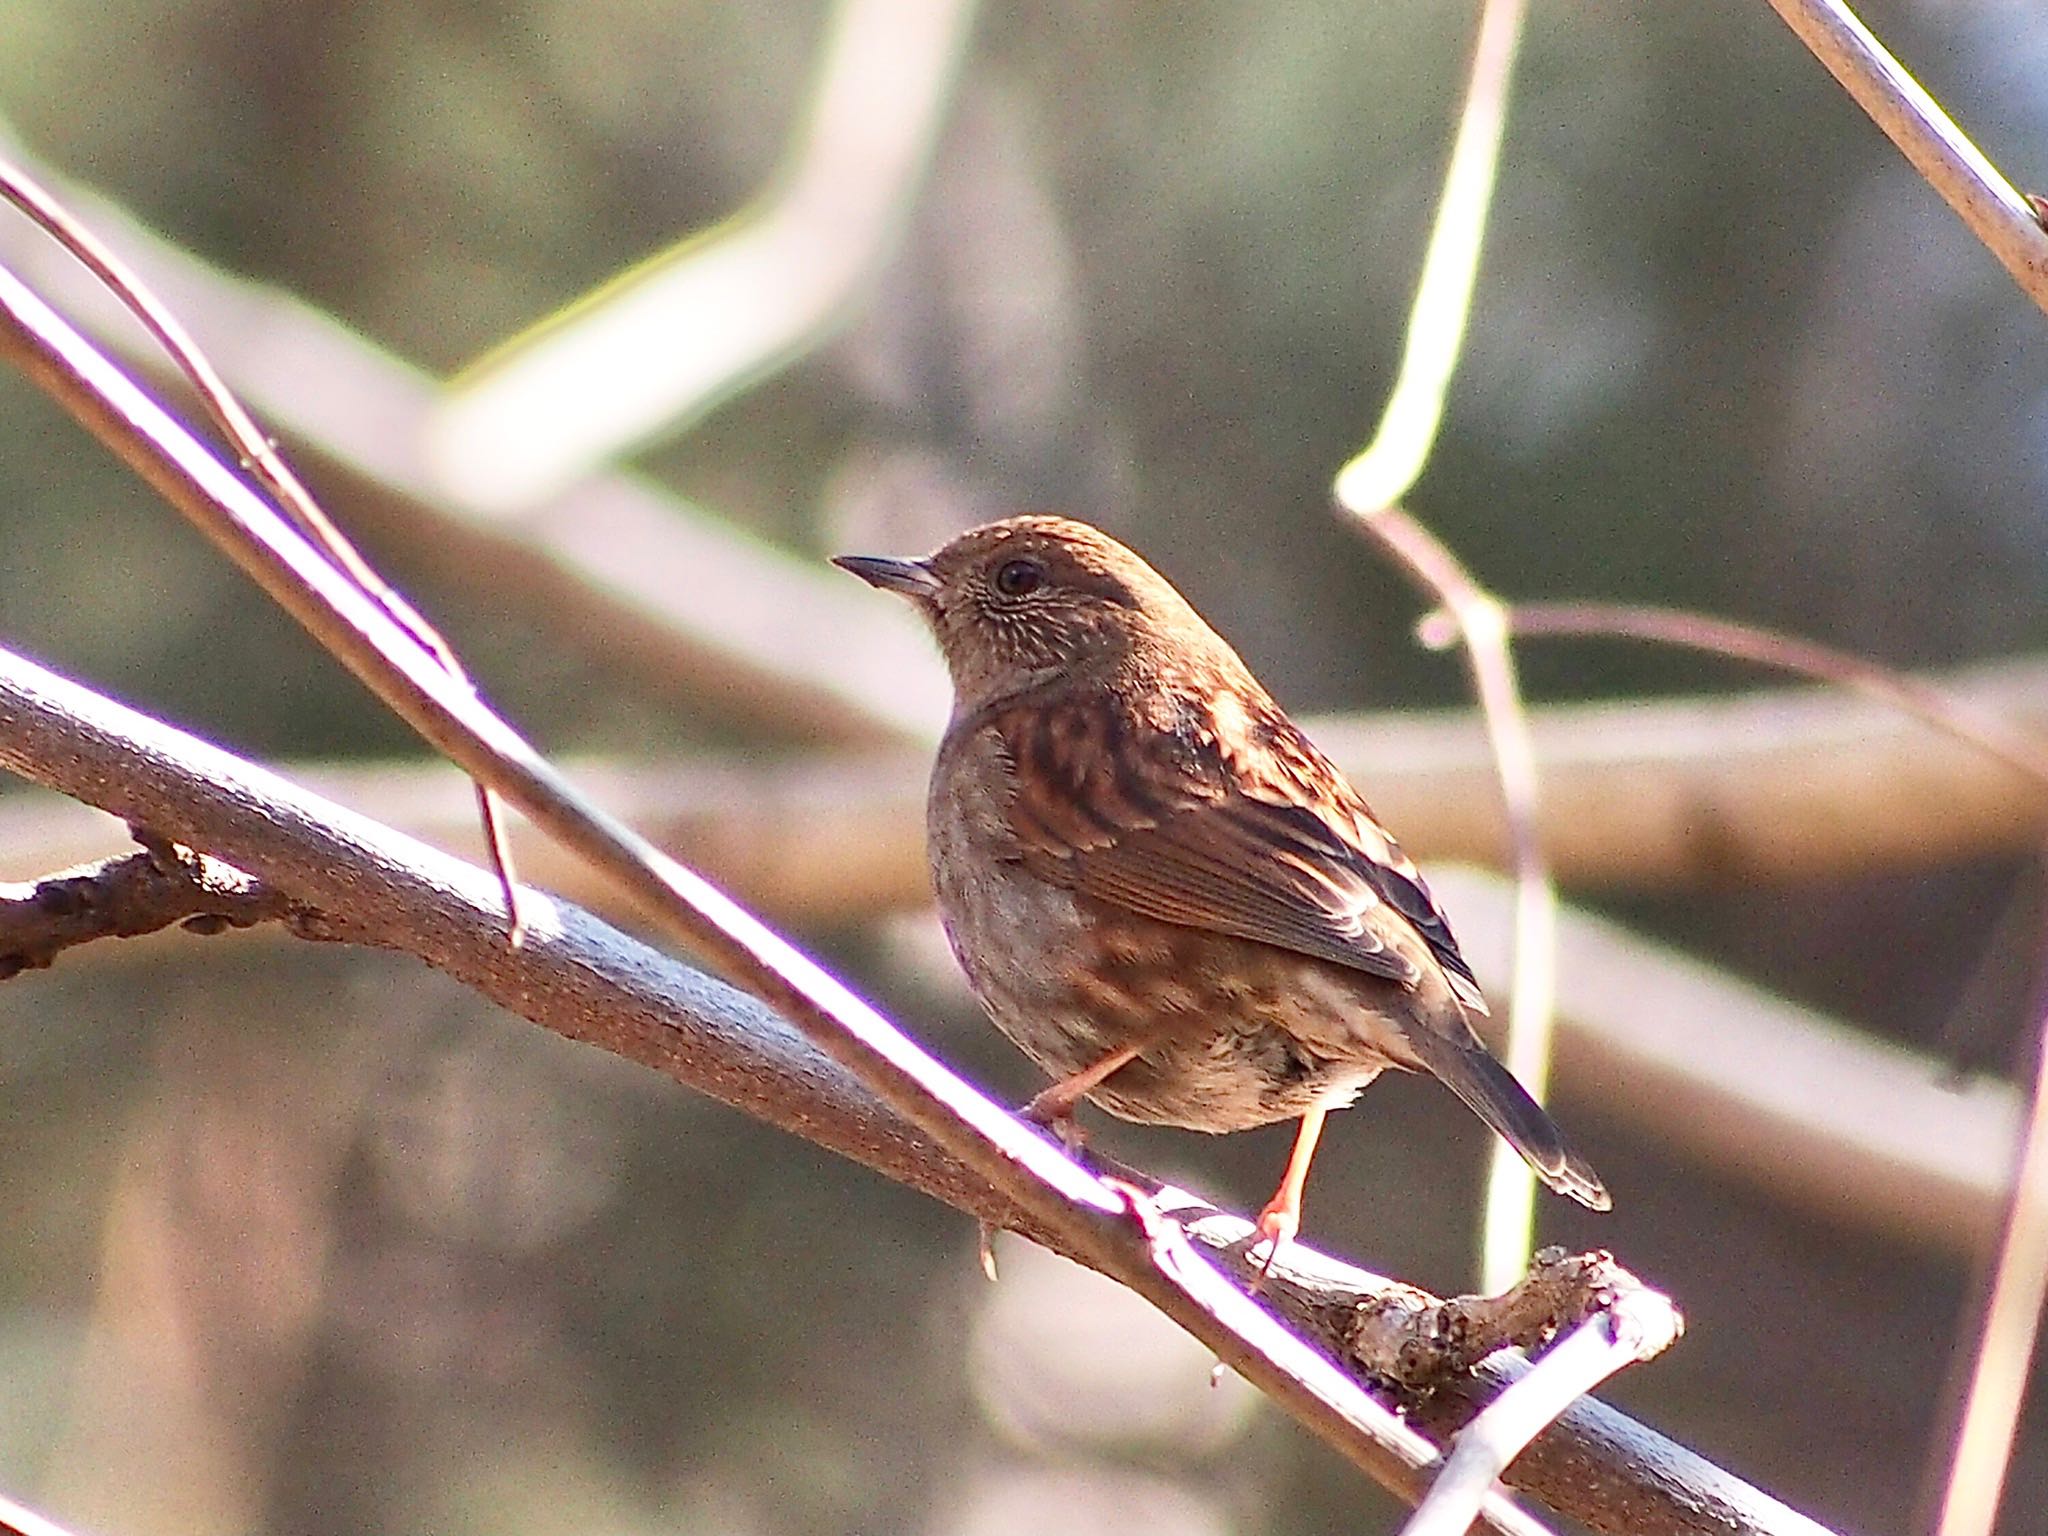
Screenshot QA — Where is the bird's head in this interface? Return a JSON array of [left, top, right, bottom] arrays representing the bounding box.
[[835, 515, 1228, 712]]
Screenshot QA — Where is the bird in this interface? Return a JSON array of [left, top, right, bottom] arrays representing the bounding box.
[[834, 515, 1608, 1266]]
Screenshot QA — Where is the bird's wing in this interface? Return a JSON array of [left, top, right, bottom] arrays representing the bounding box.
[[986, 688, 1488, 1014]]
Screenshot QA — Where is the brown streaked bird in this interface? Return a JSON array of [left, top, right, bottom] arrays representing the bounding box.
[[834, 515, 1608, 1262]]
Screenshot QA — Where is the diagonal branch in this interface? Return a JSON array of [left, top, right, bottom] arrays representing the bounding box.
[[0, 252, 1540, 1531], [1763, 0, 2048, 317], [0, 136, 948, 747], [0, 639, 1821, 1536], [0, 152, 529, 940]]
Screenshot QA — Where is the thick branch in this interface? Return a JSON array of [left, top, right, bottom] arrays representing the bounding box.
[[13, 653, 2044, 926], [7, 718, 2025, 1251], [1, 254, 1568, 1526], [0, 644, 1833, 1536]]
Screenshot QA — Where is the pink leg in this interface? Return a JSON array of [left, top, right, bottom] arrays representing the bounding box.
[[1253, 1104, 1329, 1286], [1020, 1039, 1150, 1144]]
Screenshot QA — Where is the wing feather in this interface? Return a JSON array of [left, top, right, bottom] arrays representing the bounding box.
[[986, 685, 1486, 1013]]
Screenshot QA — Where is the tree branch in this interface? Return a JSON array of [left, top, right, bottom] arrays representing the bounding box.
[[0, 641, 1827, 1536], [1764, 0, 2048, 317], [0, 151, 529, 940], [0, 1491, 81, 1536], [0, 839, 288, 977], [0, 258, 1550, 1527]]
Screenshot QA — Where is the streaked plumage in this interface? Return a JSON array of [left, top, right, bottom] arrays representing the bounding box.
[[836, 515, 1608, 1252]]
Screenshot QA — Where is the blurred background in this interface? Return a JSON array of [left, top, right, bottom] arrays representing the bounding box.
[[3, 0, 2048, 1532]]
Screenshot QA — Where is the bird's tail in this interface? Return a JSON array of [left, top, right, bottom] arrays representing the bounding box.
[[1410, 1033, 1611, 1211]]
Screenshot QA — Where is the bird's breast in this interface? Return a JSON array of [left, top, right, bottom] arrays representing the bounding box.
[[925, 725, 1419, 1131], [927, 724, 1088, 1015]]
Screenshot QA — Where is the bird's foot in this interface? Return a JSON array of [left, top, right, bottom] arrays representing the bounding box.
[[1249, 1201, 1299, 1293], [1017, 1091, 1089, 1153]]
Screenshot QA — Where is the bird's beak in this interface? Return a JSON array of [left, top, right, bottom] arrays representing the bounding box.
[[831, 553, 942, 599]]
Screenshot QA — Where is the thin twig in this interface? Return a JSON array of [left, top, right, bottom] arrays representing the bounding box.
[[0, 138, 949, 746], [1460, 594, 2048, 1533], [0, 155, 531, 944], [1343, 507, 1559, 1295], [1337, 1247, 1675, 1392], [0, 843, 289, 977], [1401, 1294, 1683, 1536], [1329, 0, 1556, 1292], [1332, 0, 1527, 513], [1762, 0, 2048, 318], [0, 249, 1545, 1533], [1467, 601, 2048, 787], [1930, 923, 2048, 1536]]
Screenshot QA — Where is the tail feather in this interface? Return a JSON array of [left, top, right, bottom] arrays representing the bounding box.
[[1408, 1032, 1611, 1212]]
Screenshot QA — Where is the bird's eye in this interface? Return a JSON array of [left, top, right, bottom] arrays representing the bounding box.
[[992, 558, 1044, 598]]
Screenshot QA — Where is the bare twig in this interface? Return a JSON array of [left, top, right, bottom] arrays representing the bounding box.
[[1340, 507, 1558, 1293], [0, 254, 1542, 1531], [1763, 0, 2048, 317], [1342, 1248, 1671, 1392], [1931, 962, 2048, 1536], [0, 640, 1832, 1536], [0, 840, 289, 977], [1332, 0, 1527, 513], [1468, 602, 2048, 788], [0, 154, 530, 943], [1401, 1293, 1683, 1536]]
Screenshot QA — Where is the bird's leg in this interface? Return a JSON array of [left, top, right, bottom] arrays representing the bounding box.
[[980, 1041, 1153, 1282], [1018, 1039, 1151, 1150], [1253, 1104, 1329, 1287]]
